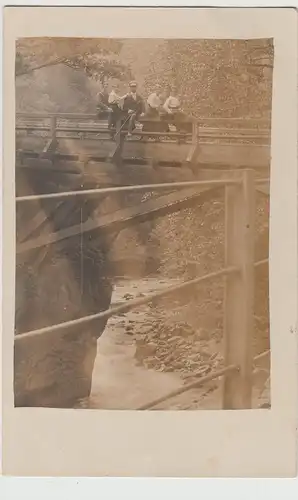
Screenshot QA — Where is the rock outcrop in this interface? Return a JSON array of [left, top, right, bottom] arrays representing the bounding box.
[[15, 167, 113, 407]]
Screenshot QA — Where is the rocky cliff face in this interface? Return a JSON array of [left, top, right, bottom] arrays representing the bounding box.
[[16, 62, 102, 113], [15, 168, 113, 407]]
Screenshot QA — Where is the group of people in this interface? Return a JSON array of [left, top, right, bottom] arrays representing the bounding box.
[[96, 80, 185, 137]]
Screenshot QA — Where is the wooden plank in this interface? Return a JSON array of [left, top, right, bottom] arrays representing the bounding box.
[[17, 159, 194, 185], [198, 117, 270, 127], [223, 169, 255, 409], [199, 142, 270, 168], [16, 124, 193, 137], [16, 111, 270, 127], [66, 138, 190, 163], [17, 185, 219, 254], [16, 123, 269, 140], [16, 134, 270, 168], [199, 134, 268, 141], [16, 137, 48, 155], [199, 126, 270, 134], [19, 158, 82, 175], [16, 136, 189, 163], [16, 111, 109, 120]]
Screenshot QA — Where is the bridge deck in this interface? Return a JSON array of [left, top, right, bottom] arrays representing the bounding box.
[[16, 113, 271, 169], [17, 136, 270, 169]]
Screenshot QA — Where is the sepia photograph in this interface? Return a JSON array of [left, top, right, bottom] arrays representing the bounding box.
[[2, 6, 297, 478], [14, 35, 272, 411]]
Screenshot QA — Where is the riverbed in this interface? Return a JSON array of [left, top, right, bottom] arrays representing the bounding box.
[[76, 277, 270, 410]]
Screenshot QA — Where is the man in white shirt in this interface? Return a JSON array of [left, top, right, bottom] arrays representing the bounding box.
[[96, 81, 111, 114], [146, 85, 163, 116], [162, 93, 181, 115], [161, 87, 186, 134], [107, 84, 126, 133], [108, 85, 125, 107]]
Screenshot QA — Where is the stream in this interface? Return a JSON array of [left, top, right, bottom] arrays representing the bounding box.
[[76, 277, 270, 410], [77, 277, 222, 410]]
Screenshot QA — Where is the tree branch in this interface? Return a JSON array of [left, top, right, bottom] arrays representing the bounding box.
[[15, 57, 67, 77]]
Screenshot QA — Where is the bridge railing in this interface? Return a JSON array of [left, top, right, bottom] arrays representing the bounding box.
[[16, 111, 271, 124], [15, 170, 270, 410], [15, 112, 271, 141]]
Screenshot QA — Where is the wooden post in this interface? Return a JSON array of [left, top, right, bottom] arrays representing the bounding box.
[[40, 116, 57, 159], [50, 116, 57, 140], [192, 119, 199, 145], [184, 120, 200, 170], [111, 117, 124, 166], [223, 169, 255, 409]]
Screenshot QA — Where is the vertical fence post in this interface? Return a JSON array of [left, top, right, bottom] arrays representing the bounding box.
[[192, 119, 199, 145], [112, 117, 124, 166], [50, 116, 57, 141], [185, 119, 200, 170], [223, 169, 256, 409]]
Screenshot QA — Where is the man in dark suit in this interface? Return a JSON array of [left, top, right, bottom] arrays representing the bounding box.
[[122, 81, 145, 136], [96, 81, 111, 114], [96, 81, 114, 131]]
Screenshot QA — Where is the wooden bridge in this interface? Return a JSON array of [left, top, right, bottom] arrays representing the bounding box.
[[16, 112, 270, 172], [14, 111, 271, 409], [16, 112, 270, 252]]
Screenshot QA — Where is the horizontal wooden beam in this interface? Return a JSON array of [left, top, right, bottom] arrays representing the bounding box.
[[16, 123, 270, 140], [16, 124, 193, 138], [16, 111, 270, 125], [18, 138, 191, 164], [17, 135, 270, 167], [18, 161, 269, 195], [16, 112, 108, 120], [16, 159, 198, 196], [17, 185, 219, 254], [17, 158, 82, 174], [18, 152, 186, 169]]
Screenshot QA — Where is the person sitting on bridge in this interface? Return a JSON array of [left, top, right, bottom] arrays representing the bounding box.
[[122, 81, 145, 137], [96, 81, 115, 132], [96, 81, 112, 115], [108, 84, 126, 135], [161, 87, 187, 137], [146, 85, 163, 117], [162, 88, 182, 118]]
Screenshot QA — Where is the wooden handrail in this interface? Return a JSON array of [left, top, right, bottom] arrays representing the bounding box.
[[16, 111, 270, 126]]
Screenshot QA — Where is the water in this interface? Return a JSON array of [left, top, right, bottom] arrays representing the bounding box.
[[76, 277, 270, 410]]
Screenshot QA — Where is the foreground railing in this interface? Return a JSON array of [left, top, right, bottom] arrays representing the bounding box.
[[15, 169, 270, 410]]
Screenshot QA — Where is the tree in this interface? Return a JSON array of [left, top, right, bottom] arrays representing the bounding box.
[[145, 38, 273, 119], [15, 37, 132, 83]]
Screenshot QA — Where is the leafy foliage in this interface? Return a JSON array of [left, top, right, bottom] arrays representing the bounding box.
[[65, 53, 132, 83], [16, 37, 131, 83], [145, 39, 273, 118]]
